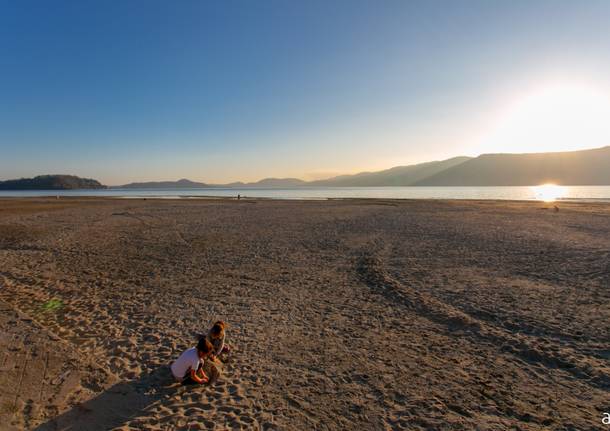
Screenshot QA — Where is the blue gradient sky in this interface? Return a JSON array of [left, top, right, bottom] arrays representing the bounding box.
[[2, 0, 610, 184]]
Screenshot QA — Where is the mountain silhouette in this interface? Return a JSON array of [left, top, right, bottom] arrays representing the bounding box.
[[414, 146, 610, 186], [118, 179, 212, 189], [309, 157, 472, 186], [3, 146, 610, 190]]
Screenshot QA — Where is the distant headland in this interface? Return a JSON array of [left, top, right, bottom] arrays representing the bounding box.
[[0, 175, 105, 190]]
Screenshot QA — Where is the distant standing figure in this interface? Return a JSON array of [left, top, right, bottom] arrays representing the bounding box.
[[237, 194, 241, 200]]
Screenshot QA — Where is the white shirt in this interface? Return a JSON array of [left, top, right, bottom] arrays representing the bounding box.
[[171, 347, 202, 380]]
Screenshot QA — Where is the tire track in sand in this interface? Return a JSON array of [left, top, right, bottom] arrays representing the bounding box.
[[356, 245, 610, 391]]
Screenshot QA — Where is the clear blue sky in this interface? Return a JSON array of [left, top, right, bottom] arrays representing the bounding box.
[[2, 0, 610, 184]]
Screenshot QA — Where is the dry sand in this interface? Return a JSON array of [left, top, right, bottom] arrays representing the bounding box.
[[0, 197, 608, 430]]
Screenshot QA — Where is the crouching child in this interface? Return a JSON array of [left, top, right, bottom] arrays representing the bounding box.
[[171, 337, 214, 385]]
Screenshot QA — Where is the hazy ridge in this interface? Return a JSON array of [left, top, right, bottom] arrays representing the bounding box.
[[309, 157, 472, 186], [415, 146, 610, 186], [118, 179, 212, 189], [116, 146, 610, 187]]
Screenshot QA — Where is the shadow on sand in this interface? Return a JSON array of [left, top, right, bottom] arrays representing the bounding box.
[[34, 366, 183, 431]]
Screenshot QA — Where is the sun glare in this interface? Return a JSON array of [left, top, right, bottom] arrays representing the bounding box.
[[483, 83, 610, 154], [531, 184, 567, 202]]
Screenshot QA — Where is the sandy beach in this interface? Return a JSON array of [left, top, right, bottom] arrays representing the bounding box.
[[0, 198, 608, 430]]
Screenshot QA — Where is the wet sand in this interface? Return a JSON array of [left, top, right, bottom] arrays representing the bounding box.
[[0, 198, 608, 430]]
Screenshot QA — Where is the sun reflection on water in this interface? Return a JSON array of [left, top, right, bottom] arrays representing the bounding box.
[[531, 184, 567, 202]]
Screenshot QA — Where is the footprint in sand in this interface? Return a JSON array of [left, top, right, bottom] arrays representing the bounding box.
[[199, 402, 214, 411]]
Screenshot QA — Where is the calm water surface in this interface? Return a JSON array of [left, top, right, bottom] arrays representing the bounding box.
[[1, 186, 610, 201]]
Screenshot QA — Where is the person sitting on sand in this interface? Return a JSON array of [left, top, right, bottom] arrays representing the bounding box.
[[171, 337, 214, 384], [206, 320, 231, 360]]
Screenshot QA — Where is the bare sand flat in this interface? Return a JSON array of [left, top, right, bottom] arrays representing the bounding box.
[[0, 198, 608, 430]]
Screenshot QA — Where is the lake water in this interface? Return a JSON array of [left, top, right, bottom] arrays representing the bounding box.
[[1, 186, 610, 202]]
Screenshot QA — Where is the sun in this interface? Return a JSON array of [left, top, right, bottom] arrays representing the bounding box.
[[482, 83, 610, 154], [531, 183, 567, 202]]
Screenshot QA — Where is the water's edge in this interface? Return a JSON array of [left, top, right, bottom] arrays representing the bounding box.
[[1, 186, 610, 202]]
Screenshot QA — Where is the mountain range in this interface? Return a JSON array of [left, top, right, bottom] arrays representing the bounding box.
[[309, 156, 471, 187], [2, 146, 610, 189], [412, 145, 610, 186], [119, 178, 211, 189]]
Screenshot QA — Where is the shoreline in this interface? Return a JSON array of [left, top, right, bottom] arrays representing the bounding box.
[[0, 186, 610, 204], [2, 185, 610, 203], [1, 194, 610, 200]]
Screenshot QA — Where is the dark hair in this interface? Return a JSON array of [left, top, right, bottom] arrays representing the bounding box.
[[196, 337, 213, 354], [211, 321, 225, 337]]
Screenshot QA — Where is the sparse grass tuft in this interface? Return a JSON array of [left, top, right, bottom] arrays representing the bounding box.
[[41, 299, 63, 312]]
